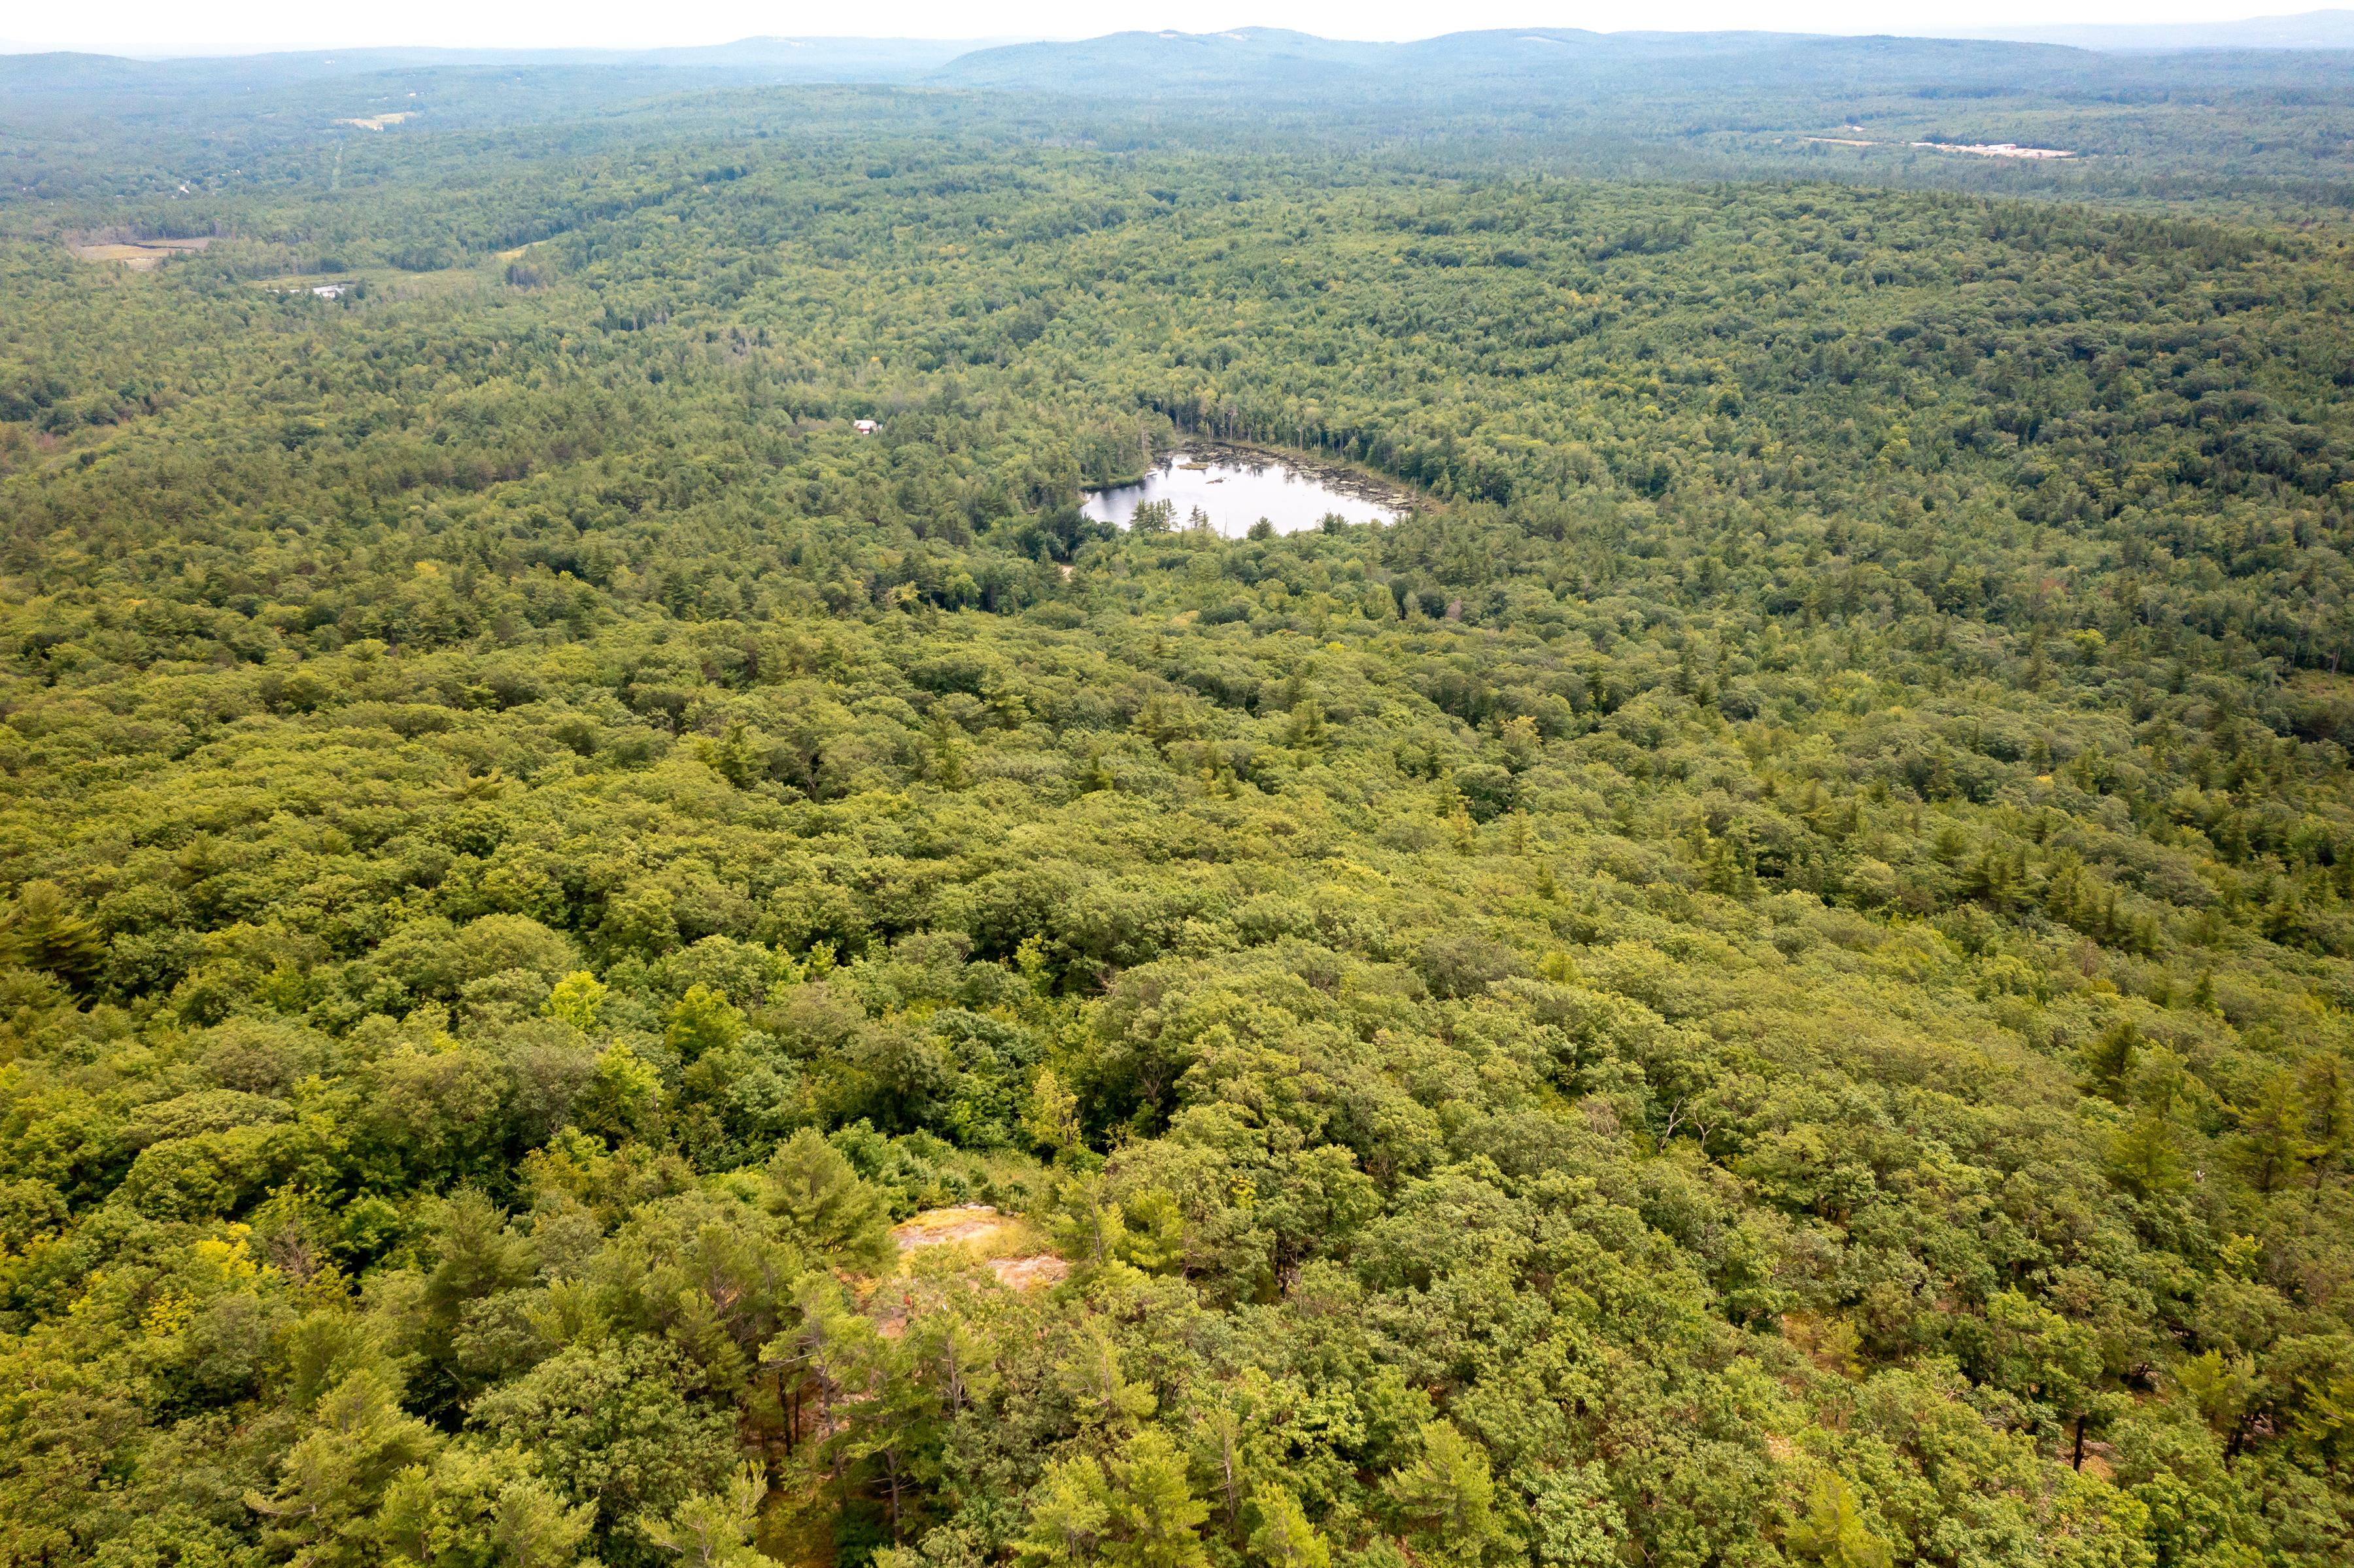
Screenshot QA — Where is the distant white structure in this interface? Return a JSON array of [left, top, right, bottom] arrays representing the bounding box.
[[853, 418, 878, 435], [1912, 141, 2075, 160], [312, 284, 349, 298]]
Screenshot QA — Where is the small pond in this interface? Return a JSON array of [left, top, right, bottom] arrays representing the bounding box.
[[1083, 448, 1405, 537]]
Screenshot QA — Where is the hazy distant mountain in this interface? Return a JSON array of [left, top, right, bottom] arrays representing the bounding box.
[[921, 27, 1386, 89], [0, 37, 983, 99], [1934, 9, 2354, 50], [8, 20, 2348, 118], [633, 37, 991, 75], [924, 26, 2094, 96]]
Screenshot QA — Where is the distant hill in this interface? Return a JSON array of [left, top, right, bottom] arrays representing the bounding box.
[[920, 27, 1387, 90], [11, 21, 2352, 112], [7, 22, 2349, 124], [634, 36, 992, 76], [925, 27, 2102, 97], [0, 37, 983, 103], [1937, 9, 2354, 50]]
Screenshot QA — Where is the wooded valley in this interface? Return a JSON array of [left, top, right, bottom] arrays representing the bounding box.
[[3, 32, 2353, 1568]]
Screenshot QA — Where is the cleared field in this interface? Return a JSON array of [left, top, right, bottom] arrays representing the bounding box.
[[69, 237, 214, 270]]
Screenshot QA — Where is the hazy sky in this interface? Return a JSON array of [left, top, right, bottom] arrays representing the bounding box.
[[0, 0, 2313, 53]]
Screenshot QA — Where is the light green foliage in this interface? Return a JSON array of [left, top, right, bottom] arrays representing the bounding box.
[[377, 1444, 596, 1568], [547, 971, 610, 1033], [1113, 1187, 1186, 1275], [666, 985, 747, 1063], [1526, 1465, 1626, 1568], [761, 1128, 895, 1272], [247, 1369, 446, 1567], [1787, 1473, 1893, 1568], [575, 1044, 666, 1145], [1015, 1454, 1114, 1568], [1382, 1421, 1505, 1565], [1104, 1429, 1212, 1568], [1248, 1486, 1331, 1568], [1023, 1066, 1083, 1157], [637, 1463, 776, 1568]]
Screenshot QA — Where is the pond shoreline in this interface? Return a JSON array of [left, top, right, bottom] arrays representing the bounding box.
[[1088, 439, 1423, 526]]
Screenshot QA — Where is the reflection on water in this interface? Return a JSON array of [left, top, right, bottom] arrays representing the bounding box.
[[1082, 451, 1401, 537]]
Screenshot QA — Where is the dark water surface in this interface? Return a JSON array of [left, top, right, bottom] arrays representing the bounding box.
[[1083, 450, 1402, 537]]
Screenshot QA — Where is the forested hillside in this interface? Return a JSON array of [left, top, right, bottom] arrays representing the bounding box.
[[11, 33, 2354, 216], [3, 46, 2354, 1568]]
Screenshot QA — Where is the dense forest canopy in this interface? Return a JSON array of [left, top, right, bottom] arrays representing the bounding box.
[[4, 29, 2354, 1568]]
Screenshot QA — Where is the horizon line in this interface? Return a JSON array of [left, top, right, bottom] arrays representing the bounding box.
[[8, 10, 2354, 60]]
